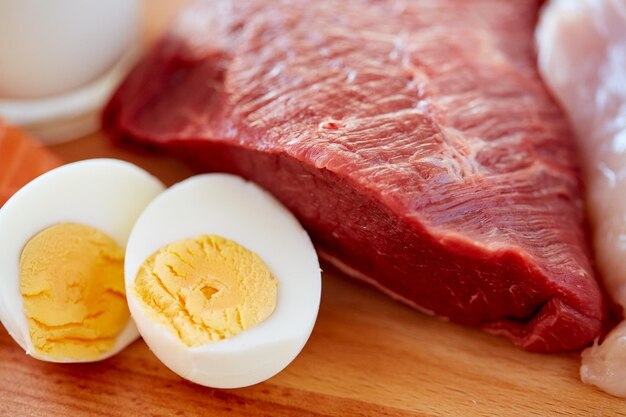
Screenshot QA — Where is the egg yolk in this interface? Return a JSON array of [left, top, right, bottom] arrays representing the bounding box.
[[133, 235, 278, 346], [19, 223, 129, 360]]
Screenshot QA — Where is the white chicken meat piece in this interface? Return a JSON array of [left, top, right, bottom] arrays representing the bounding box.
[[537, 0, 626, 398]]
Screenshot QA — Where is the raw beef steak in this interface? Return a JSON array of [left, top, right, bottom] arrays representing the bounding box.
[[104, 0, 607, 352]]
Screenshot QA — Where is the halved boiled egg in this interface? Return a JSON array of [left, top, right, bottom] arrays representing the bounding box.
[[125, 174, 321, 388], [0, 159, 164, 362]]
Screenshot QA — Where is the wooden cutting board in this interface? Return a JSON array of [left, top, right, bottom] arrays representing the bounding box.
[[1, 1, 625, 415]]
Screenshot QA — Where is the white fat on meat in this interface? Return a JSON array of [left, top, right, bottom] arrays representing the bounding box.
[[536, 0, 626, 398]]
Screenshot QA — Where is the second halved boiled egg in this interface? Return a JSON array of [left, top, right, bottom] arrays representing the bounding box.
[[125, 174, 321, 388]]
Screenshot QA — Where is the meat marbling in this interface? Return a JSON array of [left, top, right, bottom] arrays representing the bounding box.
[[104, 0, 606, 352]]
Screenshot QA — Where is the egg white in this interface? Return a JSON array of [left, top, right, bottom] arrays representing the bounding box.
[[0, 159, 165, 362], [125, 174, 321, 388]]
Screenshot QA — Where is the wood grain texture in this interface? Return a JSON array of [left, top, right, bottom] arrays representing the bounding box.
[[1, 243, 625, 416], [1, 1, 625, 415]]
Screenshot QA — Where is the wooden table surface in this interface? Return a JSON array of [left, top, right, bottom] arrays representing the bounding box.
[[1, 1, 625, 416]]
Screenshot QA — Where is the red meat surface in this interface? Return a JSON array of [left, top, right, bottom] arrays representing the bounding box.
[[104, 0, 607, 352]]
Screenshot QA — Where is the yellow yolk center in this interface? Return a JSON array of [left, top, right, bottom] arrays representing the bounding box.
[[19, 223, 129, 360], [133, 235, 278, 346]]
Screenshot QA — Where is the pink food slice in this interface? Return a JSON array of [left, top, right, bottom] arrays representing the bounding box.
[[0, 120, 62, 206]]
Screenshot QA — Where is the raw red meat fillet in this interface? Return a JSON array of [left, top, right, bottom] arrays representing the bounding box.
[[104, 0, 607, 352]]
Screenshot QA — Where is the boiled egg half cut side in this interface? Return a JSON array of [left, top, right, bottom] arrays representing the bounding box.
[[0, 159, 165, 362], [125, 174, 321, 388]]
